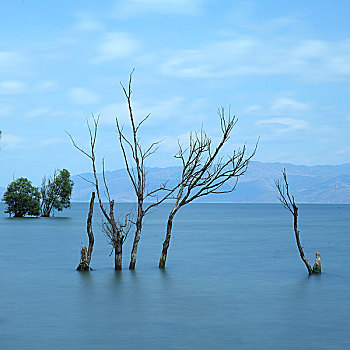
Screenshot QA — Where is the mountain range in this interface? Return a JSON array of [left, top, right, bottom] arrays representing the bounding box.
[[69, 161, 350, 203], [1, 162, 349, 203]]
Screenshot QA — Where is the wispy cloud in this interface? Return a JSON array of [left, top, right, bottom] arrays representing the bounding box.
[[256, 117, 309, 131], [0, 134, 27, 150], [112, 0, 202, 18], [98, 96, 206, 127], [161, 37, 350, 81], [95, 32, 139, 61], [270, 97, 308, 115], [68, 87, 100, 105], [0, 80, 26, 95]]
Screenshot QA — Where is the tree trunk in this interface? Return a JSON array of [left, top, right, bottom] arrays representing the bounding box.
[[293, 206, 313, 275], [159, 210, 176, 269], [86, 192, 95, 265], [129, 224, 141, 270], [129, 208, 143, 270], [115, 240, 123, 270], [77, 243, 90, 270], [312, 252, 321, 274], [77, 192, 95, 270], [41, 212, 50, 217]]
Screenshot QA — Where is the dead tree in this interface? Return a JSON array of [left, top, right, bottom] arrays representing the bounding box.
[[159, 108, 257, 268], [117, 71, 176, 270], [68, 116, 131, 270], [77, 191, 95, 270], [275, 169, 321, 274], [102, 213, 133, 268]]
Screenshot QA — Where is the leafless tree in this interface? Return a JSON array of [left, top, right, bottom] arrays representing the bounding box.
[[102, 213, 133, 264], [159, 108, 257, 268], [68, 116, 132, 270], [77, 191, 95, 270], [116, 71, 177, 269], [275, 168, 321, 274]]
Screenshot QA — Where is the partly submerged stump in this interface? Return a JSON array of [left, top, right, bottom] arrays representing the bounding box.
[[77, 242, 90, 271], [76, 192, 95, 271], [312, 252, 321, 274]]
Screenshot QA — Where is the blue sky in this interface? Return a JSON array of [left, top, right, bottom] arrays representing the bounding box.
[[1, 0, 350, 186]]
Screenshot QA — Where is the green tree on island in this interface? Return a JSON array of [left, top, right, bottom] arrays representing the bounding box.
[[2, 178, 41, 217], [40, 169, 74, 217]]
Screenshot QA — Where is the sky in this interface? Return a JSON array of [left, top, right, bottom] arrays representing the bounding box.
[[1, 0, 350, 187]]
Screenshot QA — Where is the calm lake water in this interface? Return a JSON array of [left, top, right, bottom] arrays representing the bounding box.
[[0, 202, 349, 349]]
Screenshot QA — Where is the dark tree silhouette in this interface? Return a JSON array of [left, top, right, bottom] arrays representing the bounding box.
[[116, 71, 177, 270], [159, 108, 257, 268], [68, 116, 132, 270], [275, 169, 321, 274], [77, 191, 95, 271]]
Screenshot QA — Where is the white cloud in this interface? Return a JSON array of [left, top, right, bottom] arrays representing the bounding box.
[[0, 80, 26, 95], [1, 134, 27, 150], [68, 87, 100, 105], [112, 0, 202, 18], [161, 37, 350, 81], [256, 117, 309, 131], [270, 97, 308, 114], [96, 32, 139, 61], [27, 107, 52, 118], [98, 96, 200, 126], [245, 105, 261, 113]]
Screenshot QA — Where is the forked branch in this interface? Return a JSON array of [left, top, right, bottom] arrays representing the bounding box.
[[275, 169, 321, 275]]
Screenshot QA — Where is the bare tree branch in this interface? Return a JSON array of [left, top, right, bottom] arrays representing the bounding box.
[[68, 114, 133, 270], [274, 169, 316, 275], [159, 107, 257, 268], [116, 71, 179, 269]]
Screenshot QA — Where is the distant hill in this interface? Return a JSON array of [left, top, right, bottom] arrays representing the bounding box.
[[71, 161, 350, 203]]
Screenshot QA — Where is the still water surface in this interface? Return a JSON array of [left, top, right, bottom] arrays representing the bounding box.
[[0, 203, 349, 349]]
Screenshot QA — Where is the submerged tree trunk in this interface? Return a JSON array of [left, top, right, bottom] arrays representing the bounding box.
[[115, 239, 123, 270], [276, 169, 321, 275], [77, 192, 95, 271], [129, 223, 142, 270], [86, 192, 95, 264], [77, 243, 90, 270], [293, 205, 313, 275], [312, 252, 321, 273], [159, 209, 177, 269]]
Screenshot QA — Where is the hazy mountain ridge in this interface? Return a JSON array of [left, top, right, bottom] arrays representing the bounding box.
[[70, 161, 350, 203]]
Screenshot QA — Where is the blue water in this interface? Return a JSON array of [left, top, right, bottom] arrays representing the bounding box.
[[0, 203, 349, 349]]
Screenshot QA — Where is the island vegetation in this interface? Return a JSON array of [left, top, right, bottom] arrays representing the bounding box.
[[2, 169, 73, 218], [2, 177, 41, 217], [41, 169, 74, 217]]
